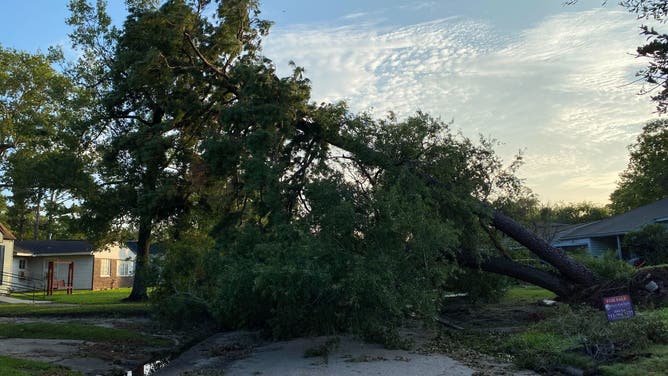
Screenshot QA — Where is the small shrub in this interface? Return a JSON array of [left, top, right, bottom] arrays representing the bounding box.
[[504, 331, 576, 370], [445, 269, 512, 303], [575, 251, 636, 280]]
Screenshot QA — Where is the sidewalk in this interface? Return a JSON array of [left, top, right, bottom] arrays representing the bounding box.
[[0, 295, 53, 304]]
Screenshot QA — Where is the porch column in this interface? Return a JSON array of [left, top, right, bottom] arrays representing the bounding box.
[[616, 235, 622, 259]]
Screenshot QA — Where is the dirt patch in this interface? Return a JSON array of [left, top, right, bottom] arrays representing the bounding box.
[[0, 316, 189, 375]]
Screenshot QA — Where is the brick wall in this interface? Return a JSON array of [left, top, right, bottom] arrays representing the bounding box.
[[92, 258, 134, 290]]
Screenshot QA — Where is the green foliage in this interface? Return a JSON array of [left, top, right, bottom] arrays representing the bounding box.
[[504, 330, 582, 370], [446, 269, 512, 303], [66, 0, 281, 299], [504, 305, 668, 371], [0, 355, 82, 376], [575, 251, 636, 280], [501, 285, 556, 303], [152, 109, 519, 341], [150, 235, 216, 328], [610, 119, 667, 213], [0, 44, 91, 240], [495, 196, 611, 227], [623, 224, 668, 265]]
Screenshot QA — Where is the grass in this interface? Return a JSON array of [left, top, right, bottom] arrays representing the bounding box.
[[2, 288, 150, 317], [435, 286, 668, 374], [599, 344, 668, 375], [0, 302, 150, 317], [0, 322, 170, 346], [11, 288, 134, 304], [500, 284, 556, 303], [0, 355, 83, 376]]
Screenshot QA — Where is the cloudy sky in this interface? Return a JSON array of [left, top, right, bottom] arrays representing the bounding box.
[[0, 1, 660, 204]]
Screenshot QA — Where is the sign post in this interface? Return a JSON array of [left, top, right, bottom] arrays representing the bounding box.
[[602, 294, 635, 322]]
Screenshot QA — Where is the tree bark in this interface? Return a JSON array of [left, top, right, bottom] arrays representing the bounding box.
[[474, 256, 575, 297], [33, 190, 42, 240], [125, 216, 151, 302], [491, 211, 599, 286]]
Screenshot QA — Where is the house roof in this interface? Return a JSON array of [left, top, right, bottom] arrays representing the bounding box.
[[15, 240, 94, 256], [555, 198, 668, 241], [0, 223, 16, 240]]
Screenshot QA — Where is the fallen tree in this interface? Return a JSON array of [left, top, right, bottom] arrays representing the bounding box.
[[294, 111, 667, 307]]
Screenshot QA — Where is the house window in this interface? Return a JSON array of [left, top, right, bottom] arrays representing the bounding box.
[[19, 259, 26, 269], [117, 260, 134, 277], [100, 259, 111, 277]]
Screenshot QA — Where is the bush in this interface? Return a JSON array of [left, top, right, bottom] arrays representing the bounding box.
[[504, 330, 579, 370], [445, 268, 512, 303], [150, 235, 217, 329], [575, 251, 636, 280], [623, 224, 668, 265]]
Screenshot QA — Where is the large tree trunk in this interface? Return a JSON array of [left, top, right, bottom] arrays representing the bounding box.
[[33, 190, 42, 240], [475, 256, 575, 297], [125, 216, 151, 302], [491, 211, 599, 286]]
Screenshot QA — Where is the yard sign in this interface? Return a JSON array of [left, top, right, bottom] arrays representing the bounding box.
[[602, 294, 635, 322]]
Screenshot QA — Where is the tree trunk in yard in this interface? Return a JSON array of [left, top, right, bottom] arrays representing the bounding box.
[[125, 216, 151, 302], [33, 190, 42, 240]]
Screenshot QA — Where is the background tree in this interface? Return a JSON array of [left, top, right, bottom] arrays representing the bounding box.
[[622, 0, 668, 113], [623, 223, 668, 265], [610, 119, 668, 213], [0, 45, 90, 240], [68, 0, 274, 301]]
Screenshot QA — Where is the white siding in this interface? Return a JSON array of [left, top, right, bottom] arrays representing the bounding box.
[[9, 257, 40, 292], [40, 256, 94, 290], [589, 237, 618, 257], [0, 236, 14, 293]]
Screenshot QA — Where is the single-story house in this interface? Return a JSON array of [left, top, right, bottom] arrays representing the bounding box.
[[12, 240, 136, 291], [0, 223, 17, 294], [552, 198, 668, 259]]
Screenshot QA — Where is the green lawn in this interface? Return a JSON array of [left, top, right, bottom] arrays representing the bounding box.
[[12, 288, 134, 304], [501, 285, 556, 303], [0, 355, 82, 376], [444, 286, 668, 375], [1, 288, 150, 317], [0, 322, 169, 346], [600, 344, 668, 375], [0, 302, 150, 317]]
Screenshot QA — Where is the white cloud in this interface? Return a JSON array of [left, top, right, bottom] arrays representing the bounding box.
[[262, 8, 656, 204]]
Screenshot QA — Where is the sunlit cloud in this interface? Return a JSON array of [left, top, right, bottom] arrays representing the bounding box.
[[262, 8, 655, 203]]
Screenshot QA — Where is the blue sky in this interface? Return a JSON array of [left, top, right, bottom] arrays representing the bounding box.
[[0, 1, 659, 204]]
